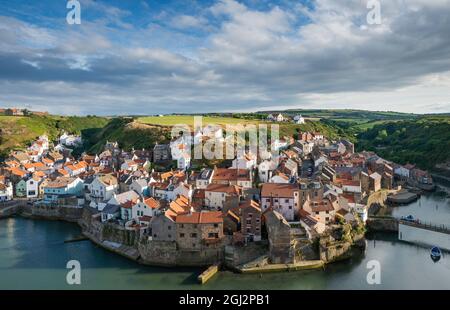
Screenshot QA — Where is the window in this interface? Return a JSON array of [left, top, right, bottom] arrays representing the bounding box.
[[191, 233, 197, 238], [180, 233, 185, 238], [214, 224, 218, 228], [288, 206, 292, 210], [246, 220, 251, 225], [153, 234, 157, 238], [168, 226, 171, 230], [285, 199, 289, 203], [168, 234, 171, 238]]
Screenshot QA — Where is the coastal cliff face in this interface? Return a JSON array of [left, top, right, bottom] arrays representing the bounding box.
[[319, 224, 366, 263]]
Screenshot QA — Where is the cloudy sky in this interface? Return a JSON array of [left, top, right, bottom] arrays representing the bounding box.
[[0, 0, 449, 115]]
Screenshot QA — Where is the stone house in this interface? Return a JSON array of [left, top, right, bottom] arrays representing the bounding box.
[[153, 144, 171, 163], [175, 211, 223, 251], [240, 200, 262, 241]]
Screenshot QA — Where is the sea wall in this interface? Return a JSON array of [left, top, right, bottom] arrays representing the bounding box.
[[20, 204, 84, 222], [138, 236, 224, 267], [366, 217, 399, 233], [224, 242, 269, 269], [399, 223, 450, 251]]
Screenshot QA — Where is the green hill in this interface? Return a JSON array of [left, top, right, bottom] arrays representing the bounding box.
[[0, 115, 109, 157], [356, 116, 450, 170]]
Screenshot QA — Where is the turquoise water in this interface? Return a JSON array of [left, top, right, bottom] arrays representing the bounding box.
[[1, 189, 449, 290]]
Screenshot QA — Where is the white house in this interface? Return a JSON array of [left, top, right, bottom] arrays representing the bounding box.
[[170, 135, 192, 160], [272, 138, 289, 151], [195, 169, 214, 189], [269, 173, 290, 184], [297, 141, 314, 155], [64, 162, 88, 177], [294, 115, 305, 124], [205, 184, 240, 210], [232, 153, 257, 170], [177, 153, 191, 170], [108, 190, 140, 207], [120, 160, 139, 172], [0, 182, 13, 201], [132, 197, 159, 220], [60, 132, 82, 147], [129, 178, 148, 196], [340, 180, 362, 194], [173, 182, 193, 201], [276, 114, 285, 122], [394, 165, 411, 179], [260, 183, 300, 221], [26, 177, 43, 199], [258, 159, 278, 183], [88, 174, 118, 208]]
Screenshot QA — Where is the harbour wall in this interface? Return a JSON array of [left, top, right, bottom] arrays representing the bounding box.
[[399, 223, 450, 251]]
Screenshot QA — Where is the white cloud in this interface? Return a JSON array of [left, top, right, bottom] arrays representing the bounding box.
[[0, 0, 450, 115]]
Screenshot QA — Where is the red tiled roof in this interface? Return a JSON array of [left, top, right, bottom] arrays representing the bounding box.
[[176, 211, 223, 224]]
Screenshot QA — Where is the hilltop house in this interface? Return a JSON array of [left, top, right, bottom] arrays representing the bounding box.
[[293, 115, 305, 124]]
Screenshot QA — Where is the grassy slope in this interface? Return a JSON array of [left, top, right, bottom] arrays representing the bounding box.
[[0, 115, 109, 157], [137, 115, 351, 141], [87, 118, 171, 154]]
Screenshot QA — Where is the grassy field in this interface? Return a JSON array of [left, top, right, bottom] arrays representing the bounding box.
[[137, 115, 267, 127]]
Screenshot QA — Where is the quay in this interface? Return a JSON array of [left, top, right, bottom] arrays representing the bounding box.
[[198, 264, 220, 284], [237, 260, 325, 274], [387, 190, 419, 204]]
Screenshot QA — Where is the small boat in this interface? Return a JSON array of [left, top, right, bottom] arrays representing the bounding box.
[[401, 215, 416, 222], [430, 246, 442, 261]]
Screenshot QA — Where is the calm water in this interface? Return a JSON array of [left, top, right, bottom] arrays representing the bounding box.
[[1, 188, 450, 290], [392, 188, 450, 227]]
